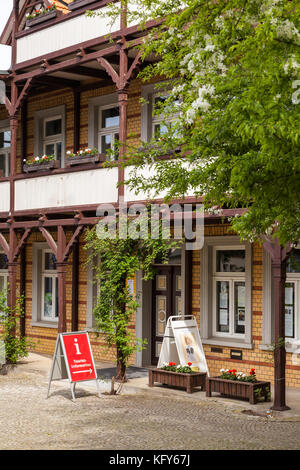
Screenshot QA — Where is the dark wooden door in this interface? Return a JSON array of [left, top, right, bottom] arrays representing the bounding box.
[[151, 266, 182, 365]]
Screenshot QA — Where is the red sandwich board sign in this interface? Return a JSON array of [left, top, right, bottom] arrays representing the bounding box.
[[47, 331, 101, 402]]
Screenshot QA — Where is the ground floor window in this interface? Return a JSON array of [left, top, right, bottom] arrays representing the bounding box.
[[200, 237, 252, 347], [213, 247, 246, 339], [41, 250, 58, 322], [285, 249, 300, 340]]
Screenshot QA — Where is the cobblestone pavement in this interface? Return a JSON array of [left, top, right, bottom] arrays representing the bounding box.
[[1, 366, 300, 450]]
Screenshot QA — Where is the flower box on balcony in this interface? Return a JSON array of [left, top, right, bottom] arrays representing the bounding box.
[[26, 10, 62, 28], [68, 0, 95, 11], [206, 377, 271, 404], [23, 160, 60, 173], [149, 368, 207, 394], [65, 153, 106, 167]]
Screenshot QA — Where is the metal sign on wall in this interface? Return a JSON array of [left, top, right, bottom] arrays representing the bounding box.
[[157, 315, 209, 375], [47, 331, 101, 402]]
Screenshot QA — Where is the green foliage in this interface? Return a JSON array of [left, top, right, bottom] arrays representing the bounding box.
[[0, 290, 33, 365], [116, 0, 300, 246], [85, 214, 182, 374]]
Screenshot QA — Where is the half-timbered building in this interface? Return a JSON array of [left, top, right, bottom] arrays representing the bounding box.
[[0, 0, 300, 402]]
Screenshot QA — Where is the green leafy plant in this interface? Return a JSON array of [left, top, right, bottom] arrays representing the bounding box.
[[0, 290, 33, 365], [85, 211, 182, 381]]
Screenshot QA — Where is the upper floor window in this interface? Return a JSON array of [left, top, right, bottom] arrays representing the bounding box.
[[0, 128, 10, 177], [141, 84, 181, 143], [98, 104, 120, 160], [34, 106, 65, 168], [43, 116, 62, 165]]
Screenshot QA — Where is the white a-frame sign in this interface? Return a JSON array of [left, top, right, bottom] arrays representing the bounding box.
[[47, 331, 101, 402], [157, 315, 209, 375]]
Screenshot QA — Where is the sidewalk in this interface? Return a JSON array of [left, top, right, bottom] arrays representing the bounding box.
[[13, 352, 300, 421]]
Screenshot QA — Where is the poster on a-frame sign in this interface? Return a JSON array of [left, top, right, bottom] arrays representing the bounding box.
[[157, 315, 209, 375], [47, 331, 101, 402]]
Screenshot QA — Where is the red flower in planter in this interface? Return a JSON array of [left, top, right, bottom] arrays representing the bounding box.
[[187, 362, 192, 366], [168, 362, 176, 366], [250, 368, 256, 375]]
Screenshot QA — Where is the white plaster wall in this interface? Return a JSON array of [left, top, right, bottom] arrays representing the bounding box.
[[16, 7, 120, 63], [0, 182, 10, 213], [14, 168, 118, 211]]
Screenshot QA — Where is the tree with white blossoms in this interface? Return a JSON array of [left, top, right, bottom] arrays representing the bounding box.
[[111, 0, 300, 410]]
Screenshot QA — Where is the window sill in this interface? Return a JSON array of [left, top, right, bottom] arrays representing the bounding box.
[[259, 343, 300, 354], [30, 321, 58, 329], [203, 338, 254, 350]]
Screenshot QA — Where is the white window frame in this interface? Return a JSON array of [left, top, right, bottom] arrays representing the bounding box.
[[262, 245, 300, 352], [34, 105, 66, 168], [0, 122, 11, 177], [42, 115, 63, 162], [41, 249, 58, 322], [0, 251, 8, 296], [98, 103, 120, 159], [212, 245, 246, 339], [200, 236, 252, 349], [141, 83, 180, 142]]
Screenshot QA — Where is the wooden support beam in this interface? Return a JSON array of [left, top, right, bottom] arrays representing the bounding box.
[[63, 225, 84, 262], [0, 233, 9, 256], [39, 227, 58, 257], [97, 57, 120, 87], [12, 228, 31, 262]]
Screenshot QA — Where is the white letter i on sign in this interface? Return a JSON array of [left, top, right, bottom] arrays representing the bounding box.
[[74, 338, 81, 355]]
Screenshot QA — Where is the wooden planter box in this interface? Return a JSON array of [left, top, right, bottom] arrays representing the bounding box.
[[65, 153, 106, 167], [206, 377, 271, 404], [68, 0, 95, 10], [149, 368, 206, 394], [23, 160, 60, 173], [26, 10, 62, 28]]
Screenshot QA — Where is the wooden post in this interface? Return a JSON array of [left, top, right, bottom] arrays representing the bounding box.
[[71, 240, 79, 332], [73, 89, 80, 154], [271, 251, 290, 411], [263, 238, 292, 411], [56, 261, 68, 333], [19, 245, 26, 337], [20, 99, 27, 173]]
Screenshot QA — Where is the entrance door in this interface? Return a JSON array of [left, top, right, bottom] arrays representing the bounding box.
[[151, 266, 182, 364]]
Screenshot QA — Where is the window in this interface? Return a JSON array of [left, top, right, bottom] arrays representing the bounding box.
[[213, 247, 246, 337], [285, 249, 300, 339], [0, 127, 10, 177], [151, 93, 179, 139], [200, 237, 252, 347], [43, 116, 63, 164], [34, 106, 65, 168], [98, 104, 120, 160], [0, 252, 8, 293], [141, 84, 180, 142], [41, 250, 58, 322]]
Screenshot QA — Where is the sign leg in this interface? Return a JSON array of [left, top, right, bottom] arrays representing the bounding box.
[[96, 379, 101, 398], [70, 382, 76, 402]]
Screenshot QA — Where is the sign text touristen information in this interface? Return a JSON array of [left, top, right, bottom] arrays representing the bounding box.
[[47, 331, 101, 401]]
